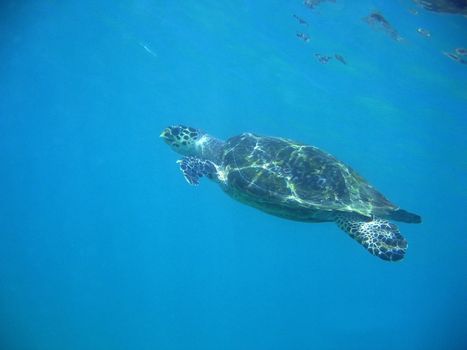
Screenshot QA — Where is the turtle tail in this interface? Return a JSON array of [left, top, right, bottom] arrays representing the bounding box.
[[390, 209, 421, 224]]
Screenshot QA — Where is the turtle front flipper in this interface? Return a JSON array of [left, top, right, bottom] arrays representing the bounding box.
[[335, 213, 408, 261], [177, 156, 217, 186]]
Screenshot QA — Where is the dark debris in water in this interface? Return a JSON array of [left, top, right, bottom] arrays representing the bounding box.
[[313, 53, 348, 65], [296, 32, 311, 42], [303, 0, 336, 10], [335, 54, 347, 65], [363, 12, 404, 42], [443, 50, 467, 65], [293, 14, 308, 26], [315, 53, 332, 64], [416, 28, 431, 37]]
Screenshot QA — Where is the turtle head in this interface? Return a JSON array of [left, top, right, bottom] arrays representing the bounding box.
[[160, 125, 204, 156]]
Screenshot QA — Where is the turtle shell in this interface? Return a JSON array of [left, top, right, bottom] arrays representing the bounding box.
[[221, 133, 396, 221]]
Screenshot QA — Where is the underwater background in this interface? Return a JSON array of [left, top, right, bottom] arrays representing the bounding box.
[[1, 1, 466, 349]]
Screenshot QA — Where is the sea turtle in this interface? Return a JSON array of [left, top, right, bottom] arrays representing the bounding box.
[[161, 125, 421, 262]]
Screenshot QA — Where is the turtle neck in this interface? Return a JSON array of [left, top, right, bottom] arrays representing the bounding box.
[[194, 134, 225, 164]]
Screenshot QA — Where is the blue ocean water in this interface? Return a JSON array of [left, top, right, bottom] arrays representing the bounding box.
[[1, 1, 466, 349]]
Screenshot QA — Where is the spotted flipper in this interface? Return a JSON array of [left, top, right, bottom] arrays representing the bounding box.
[[177, 156, 217, 186], [335, 213, 407, 261]]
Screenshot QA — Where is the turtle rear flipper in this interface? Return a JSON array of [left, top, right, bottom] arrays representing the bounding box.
[[177, 156, 217, 185], [335, 213, 407, 261]]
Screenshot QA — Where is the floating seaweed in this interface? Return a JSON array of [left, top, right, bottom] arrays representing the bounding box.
[[363, 12, 403, 41]]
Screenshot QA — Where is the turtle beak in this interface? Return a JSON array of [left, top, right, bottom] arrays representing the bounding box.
[[160, 128, 170, 139], [160, 128, 176, 145]]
